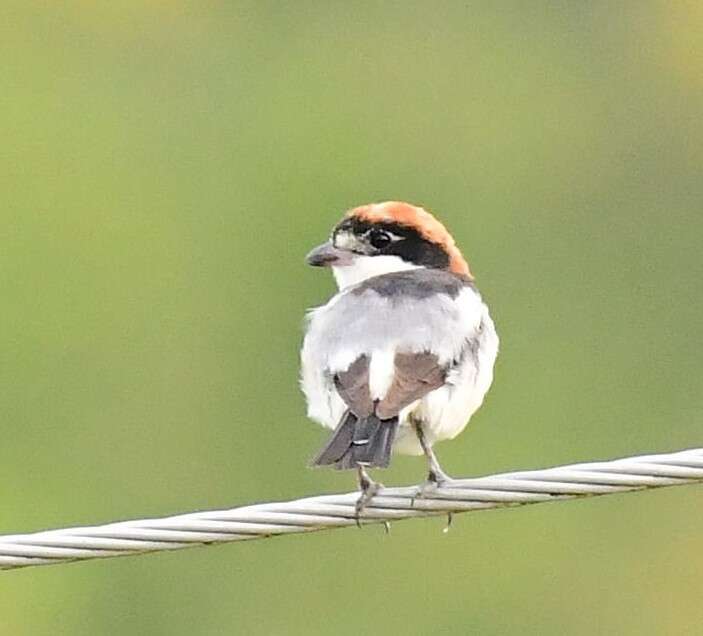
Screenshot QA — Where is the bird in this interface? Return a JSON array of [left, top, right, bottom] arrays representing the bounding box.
[[300, 201, 499, 516]]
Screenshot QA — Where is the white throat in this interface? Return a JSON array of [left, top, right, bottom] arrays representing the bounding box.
[[332, 255, 422, 289]]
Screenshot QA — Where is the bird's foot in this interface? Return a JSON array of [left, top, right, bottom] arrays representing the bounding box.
[[411, 469, 455, 532], [412, 468, 453, 503]]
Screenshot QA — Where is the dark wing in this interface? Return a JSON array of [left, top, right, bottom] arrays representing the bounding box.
[[333, 355, 373, 417], [334, 351, 447, 420], [376, 352, 447, 419]]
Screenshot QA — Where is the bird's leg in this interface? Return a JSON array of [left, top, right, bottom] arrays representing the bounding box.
[[413, 419, 452, 486], [412, 419, 454, 530], [355, 463, 383, 526]]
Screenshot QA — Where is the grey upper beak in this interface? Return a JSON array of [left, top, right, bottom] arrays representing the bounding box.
[[306, 241, 351, 267]]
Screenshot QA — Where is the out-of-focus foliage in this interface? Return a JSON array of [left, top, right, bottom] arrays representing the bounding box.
[[1, 2, 702, 634]]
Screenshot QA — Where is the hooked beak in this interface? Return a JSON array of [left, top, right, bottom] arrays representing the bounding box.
[[305, 241, 354, 267]]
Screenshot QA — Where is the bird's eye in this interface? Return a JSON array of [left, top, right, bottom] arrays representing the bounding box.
[[368, 229, 392, 249]]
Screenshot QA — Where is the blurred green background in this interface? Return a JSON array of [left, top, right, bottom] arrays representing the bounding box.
[[1, 1, 702, 634]]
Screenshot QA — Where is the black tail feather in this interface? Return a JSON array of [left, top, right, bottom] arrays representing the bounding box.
[[311, 411, 398, 470], [310, 411, 357, 466]]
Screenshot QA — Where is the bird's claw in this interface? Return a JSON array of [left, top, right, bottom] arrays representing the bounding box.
[[410, 470, 455, 532], [411, 469, 452, 506]]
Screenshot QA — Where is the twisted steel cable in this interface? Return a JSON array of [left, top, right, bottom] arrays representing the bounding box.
[[1, 447, 701, 571]]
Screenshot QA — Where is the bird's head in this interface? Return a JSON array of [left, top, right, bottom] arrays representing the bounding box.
[[306, 201, 471, 289]]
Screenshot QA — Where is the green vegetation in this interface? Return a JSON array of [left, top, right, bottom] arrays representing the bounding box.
[[1, 2, 702, 634]]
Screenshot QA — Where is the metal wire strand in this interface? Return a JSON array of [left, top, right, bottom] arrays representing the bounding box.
[[1, 447, 701, 571]]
